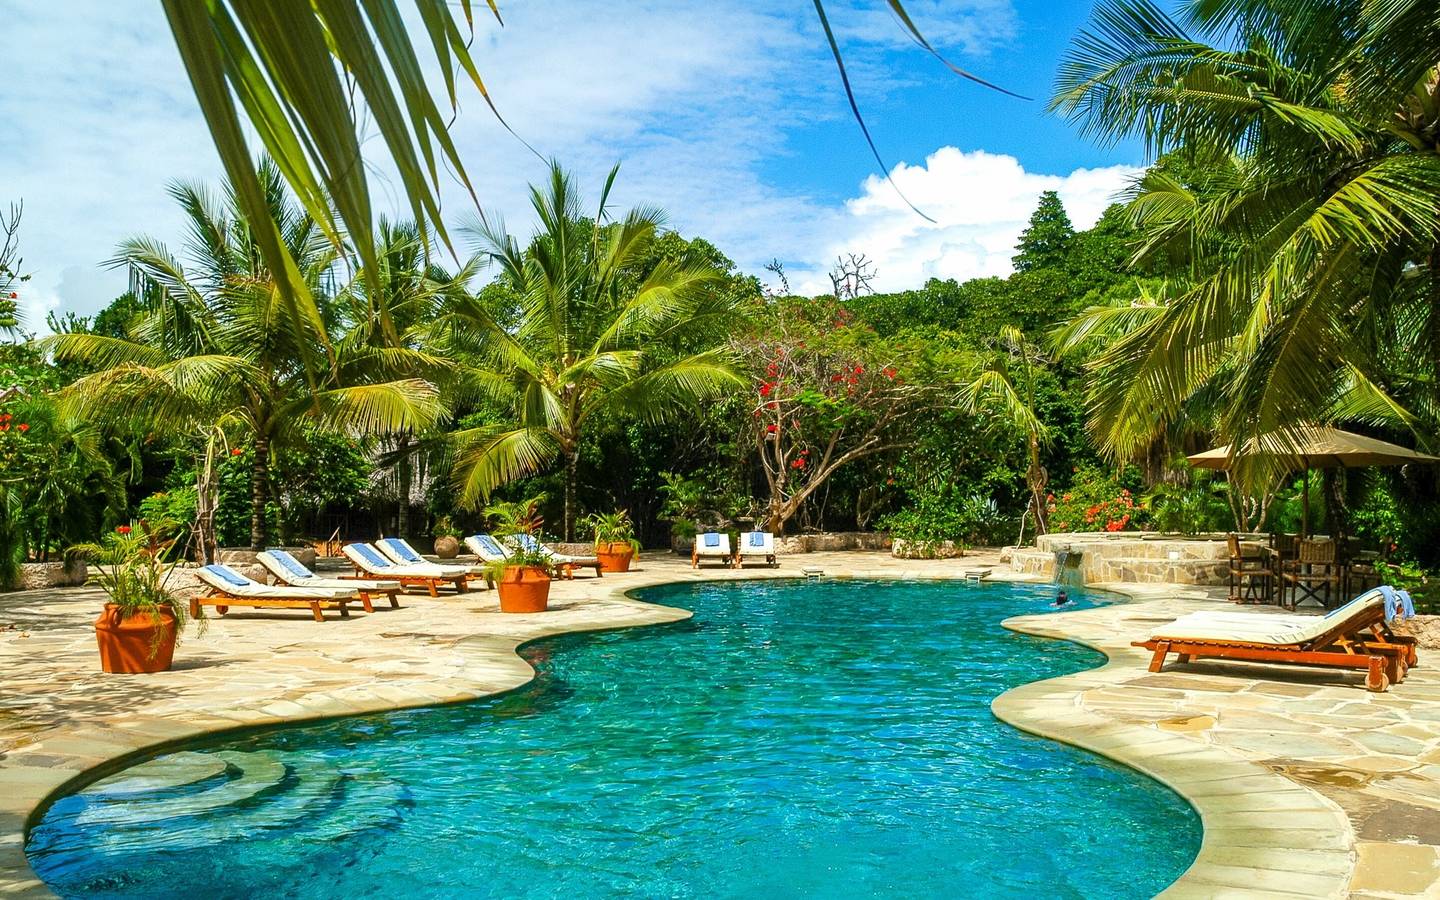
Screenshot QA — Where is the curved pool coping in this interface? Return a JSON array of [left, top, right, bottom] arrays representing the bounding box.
[[3, 565, 1353, 898]]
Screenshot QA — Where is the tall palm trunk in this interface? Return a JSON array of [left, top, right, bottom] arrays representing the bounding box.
[[1027, 433, 1049, 536], [563, 449, 579, 542], [396, 433, 412, 538], [250, 435, 270, 550]]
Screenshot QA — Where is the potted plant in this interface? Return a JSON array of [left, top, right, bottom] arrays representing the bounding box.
[[586, 510, 641, 573], [73, 521, 194, 674], [485, 497, 553, 613], [431, 516, 462, 559]]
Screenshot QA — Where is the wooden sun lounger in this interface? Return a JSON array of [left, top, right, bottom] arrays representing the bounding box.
[[191, 565, 364, 622], [1134, 595, 1417, 692], [190, 590, 361, 622], [342, 544, 470, 597]]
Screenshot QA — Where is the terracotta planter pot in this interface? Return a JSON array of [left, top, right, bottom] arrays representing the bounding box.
[[94, 604, 177, 674], [595, 541, 636, 573], [433, 535, 460, 559], [497, 565, 551, 613]]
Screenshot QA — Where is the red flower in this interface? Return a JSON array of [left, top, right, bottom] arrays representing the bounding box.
[[16, 423, 27, 432], [765, 364, 778, 376], [0, 414, 10, 422], [790, 458, 806, 469], [6, 292, 14, 300], [882, 366, 897, 379], [231, 447, 244, 456], [765, 401, 777, 410], [765, 424, 777, 434], [116, 525, 132, 535], [831, 373, 844, 382], [759, 382, 774, 397], [854, 365, 864, 374]]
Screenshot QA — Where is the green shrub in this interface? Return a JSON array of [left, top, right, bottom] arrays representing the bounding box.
[[1047, 464, 1146, 532]]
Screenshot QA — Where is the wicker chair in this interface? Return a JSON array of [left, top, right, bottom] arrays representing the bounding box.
[[1227, 533, 1274, 605], [1281, 539, 1343, 610]]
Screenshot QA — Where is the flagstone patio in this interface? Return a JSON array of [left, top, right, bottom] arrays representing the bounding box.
[[1, 551, 1437, 898]]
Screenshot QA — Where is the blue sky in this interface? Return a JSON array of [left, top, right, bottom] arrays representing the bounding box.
[[0, 1, 1146, 327]]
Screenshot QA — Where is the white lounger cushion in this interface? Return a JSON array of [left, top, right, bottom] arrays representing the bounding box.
[[737, 532, 774, 556], [510, 534, 599, 565], [1149, 591, 1385, 646], [343, 543, 461, 578], [375, 538, 481, 576], [197, 564, 354, 600], [257, 551, 402, 593], [465, 534, 510, 563], [694, 533, 732, 555]]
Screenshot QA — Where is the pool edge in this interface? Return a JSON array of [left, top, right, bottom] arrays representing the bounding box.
[[994, 583, 1356, 899], [4, 566, 1352, 898]]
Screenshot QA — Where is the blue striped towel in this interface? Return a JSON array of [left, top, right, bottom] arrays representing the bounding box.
[[703, 533, 720, 547]]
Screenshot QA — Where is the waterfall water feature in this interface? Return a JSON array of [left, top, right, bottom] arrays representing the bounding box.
[[1052, 546, 1085, 587]]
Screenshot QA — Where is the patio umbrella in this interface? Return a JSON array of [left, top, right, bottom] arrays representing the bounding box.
[[1187, 426, 1440, 536]]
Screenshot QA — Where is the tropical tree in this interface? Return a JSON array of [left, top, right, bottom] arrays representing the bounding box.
[[49, 162, 442, 552], [736, 296, 951, 535], [1050, 0, 1440, 487], [963, 326, 1051, 539], [440, 163, 742, 540]]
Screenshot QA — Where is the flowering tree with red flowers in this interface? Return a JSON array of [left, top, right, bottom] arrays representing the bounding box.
[[734, 297, 954, 535]]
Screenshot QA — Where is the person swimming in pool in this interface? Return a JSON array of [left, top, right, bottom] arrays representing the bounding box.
[[1054, 591, 1070, 607]]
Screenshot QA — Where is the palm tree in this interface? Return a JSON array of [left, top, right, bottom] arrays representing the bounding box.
[[50, 162, 441, 552], [963, 326, 1052, 540], [439, 163, 742, 540], [1050, 0, 1440, 478]]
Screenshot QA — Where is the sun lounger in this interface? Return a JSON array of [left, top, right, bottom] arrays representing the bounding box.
[[464, 533, 511, 565], [509, 533, 603, 579], [375, 537, 491, 587], [692, 532, 733, 568], [257, 549, 403, 609], [192, 563, 362, 622], [341, 543, 469, 597], [1134, 588, 1417, 692], [736, 531, 777, 568]]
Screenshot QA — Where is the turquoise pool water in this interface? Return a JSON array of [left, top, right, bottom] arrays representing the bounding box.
[[28, 578, 1200, 898]]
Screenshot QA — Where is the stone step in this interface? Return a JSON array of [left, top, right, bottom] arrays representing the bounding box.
[[79, 751, 229, 798], [299, 772, 410, 842], [90, 757, 347, 854], [77, 750, 286, 827]]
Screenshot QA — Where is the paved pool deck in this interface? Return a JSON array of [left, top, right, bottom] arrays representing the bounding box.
[[1, 551, 1437, 898]]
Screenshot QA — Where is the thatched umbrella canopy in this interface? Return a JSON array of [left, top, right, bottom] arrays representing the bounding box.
[[1187, 427, 1440, 535]]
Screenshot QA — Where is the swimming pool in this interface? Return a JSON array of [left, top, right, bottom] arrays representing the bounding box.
[[27, 578, 1200, 898]]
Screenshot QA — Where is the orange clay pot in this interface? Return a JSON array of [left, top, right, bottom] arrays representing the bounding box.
[[595, 541, 636, 573], [497, 565, 551, 613], [94, 604, 177, 674]]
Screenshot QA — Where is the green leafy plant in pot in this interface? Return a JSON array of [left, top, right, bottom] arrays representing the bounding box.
[[483, 497, 553, 613], [586, 510, 641, 573], [72, 520, 196, 673]]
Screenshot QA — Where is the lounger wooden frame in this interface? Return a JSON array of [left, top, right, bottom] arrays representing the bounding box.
[[341, 569, 469, 597], [189, 589, 363, 623], [1134, 606, 1418, 692]]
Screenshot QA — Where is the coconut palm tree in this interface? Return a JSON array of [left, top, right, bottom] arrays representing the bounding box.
[[439, 163, 742, 540], [49, 162, 442, 552], [1050, 0, 1440, 474]]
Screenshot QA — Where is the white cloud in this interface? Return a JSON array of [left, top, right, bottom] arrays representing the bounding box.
[[788, 147, 1143, 295], [0, 1, 1115, 329]]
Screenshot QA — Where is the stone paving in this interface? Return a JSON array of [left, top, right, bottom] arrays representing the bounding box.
[[0, 550, 1437, 898]]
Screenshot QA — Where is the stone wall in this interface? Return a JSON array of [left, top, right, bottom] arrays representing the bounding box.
[[891, 539, 965, 560], [18, 561, 88, 590], [1011, 532, 1235, 586], [669, 532, 892, 555], [215, 547, 317, 569]]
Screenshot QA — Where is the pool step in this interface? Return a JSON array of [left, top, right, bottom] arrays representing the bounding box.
[[78, 752, 229, 798], [75, 751, 409, 854], [77, 751, 287, 826]]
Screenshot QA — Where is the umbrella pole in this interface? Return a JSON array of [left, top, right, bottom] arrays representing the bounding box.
[[1301, 468, 1309, 538]]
